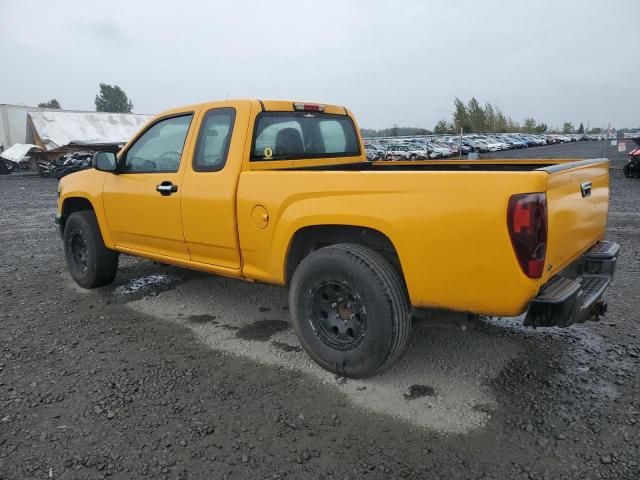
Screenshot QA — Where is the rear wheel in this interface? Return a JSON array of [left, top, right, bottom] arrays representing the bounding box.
[[63, 211, 118, 288], [289, 243, 411, 378]]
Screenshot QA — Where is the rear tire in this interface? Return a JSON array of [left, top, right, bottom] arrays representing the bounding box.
[[63, 211, 118, 288], [289, 243, 412, 378]]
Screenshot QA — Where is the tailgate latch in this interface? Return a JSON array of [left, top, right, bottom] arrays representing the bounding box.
[[580, 181, 592, 197]]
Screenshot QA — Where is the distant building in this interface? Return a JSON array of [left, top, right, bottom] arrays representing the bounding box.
[[0, 103, 152, 153]]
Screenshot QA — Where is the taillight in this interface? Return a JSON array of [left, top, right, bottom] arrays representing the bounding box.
[[293, 102, 325, 112], [507, 193, 547, 279]]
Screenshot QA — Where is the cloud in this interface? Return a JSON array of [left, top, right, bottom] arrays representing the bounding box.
[[74, 20, 132, 47]]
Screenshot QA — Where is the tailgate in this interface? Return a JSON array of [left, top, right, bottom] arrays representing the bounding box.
[[543, 159, 610, 281]]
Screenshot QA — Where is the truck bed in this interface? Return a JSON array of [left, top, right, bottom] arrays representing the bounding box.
[[263, 158, 599, 172], [239, 157, 610, 317]]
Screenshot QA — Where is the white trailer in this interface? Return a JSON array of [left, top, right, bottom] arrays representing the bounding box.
[[0, 104, 46, 151]]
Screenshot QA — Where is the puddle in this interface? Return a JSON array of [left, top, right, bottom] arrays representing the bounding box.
[[404, 384, 436, 400], [236, 320, 290, 341], [481, 315, 620, 401], [188, 314, 218, 325], [219, 324, 239, 331], [113, 274, 179, 296]]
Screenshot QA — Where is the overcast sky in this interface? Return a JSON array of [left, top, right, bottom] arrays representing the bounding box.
[[1, 1, 638, 130]]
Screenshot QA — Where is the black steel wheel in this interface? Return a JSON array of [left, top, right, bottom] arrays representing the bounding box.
[[69, 230, 89, 274], [308, 280, 367, 351], [289, 243, 411, 378]]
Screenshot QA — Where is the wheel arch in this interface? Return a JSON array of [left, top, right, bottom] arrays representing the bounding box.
[[59, 195, 115, 249], [62, 196, 94, 216], [285, 224, 405, 285]]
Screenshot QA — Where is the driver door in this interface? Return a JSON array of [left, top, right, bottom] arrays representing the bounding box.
[[102, 111, 197, 260]]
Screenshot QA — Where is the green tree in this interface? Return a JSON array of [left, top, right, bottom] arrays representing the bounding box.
[[95, 83, 133, 113], [483, 103, 497, 133], [495, 109, 508, 133], [523, 118, 537, 133], [534, 123, 547, 133], [590, 127, 602, 134], [453, 97, 472, 133], [506, 117, 520, 133], [37, 99, 61, 109], [467, 97, 486, 133], [390, 124, 399, 137], [434, 120, 451, 134], [577, 123, 584, 134], [562, 122, 574, 134]]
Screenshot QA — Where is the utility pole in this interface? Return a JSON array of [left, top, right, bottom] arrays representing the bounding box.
[[603, 123, 610, 158]]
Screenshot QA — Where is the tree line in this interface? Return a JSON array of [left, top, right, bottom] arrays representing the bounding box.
[[36, 91, 605, 135], [435, 97, 565, 134], [363, 97, 596, 137], [37, 83, 134, 113]]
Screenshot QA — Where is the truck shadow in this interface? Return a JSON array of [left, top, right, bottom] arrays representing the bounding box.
[[99, 257, 613, 434]]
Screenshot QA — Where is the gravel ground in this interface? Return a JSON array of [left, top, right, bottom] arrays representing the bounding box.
[[1, 142, 638, 479]]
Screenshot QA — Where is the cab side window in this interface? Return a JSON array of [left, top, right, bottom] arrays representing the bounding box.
[[193, 108, 236, 172], [123, 115, 193, 173]]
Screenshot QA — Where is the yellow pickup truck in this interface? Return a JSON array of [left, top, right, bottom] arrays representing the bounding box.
[[56, 99, 619, 377]]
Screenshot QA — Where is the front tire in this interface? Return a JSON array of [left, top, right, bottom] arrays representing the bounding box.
[[63, 211, 118, 288], [289, 244, 412, 378]]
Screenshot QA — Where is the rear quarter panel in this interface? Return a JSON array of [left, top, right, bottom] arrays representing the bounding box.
[[237, 170, 548, 317]]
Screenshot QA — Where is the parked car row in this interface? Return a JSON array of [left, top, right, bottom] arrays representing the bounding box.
[[364, 133, 603, 160]]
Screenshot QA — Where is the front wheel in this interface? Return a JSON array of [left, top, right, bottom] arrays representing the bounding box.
[[289, 244, 412, 378], [63, 211, 119, 288]]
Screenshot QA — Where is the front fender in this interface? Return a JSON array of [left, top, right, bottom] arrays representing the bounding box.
[[58, 169, 113, 248]]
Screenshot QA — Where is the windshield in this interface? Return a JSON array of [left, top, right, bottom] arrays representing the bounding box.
[[251, 112, 360, 161]]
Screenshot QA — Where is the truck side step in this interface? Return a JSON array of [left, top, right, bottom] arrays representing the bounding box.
[[534, 276, 581, 303]]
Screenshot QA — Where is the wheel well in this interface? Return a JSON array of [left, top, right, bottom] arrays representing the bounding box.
[[285, 225, 403, 283], [61, 197, 94, 230]]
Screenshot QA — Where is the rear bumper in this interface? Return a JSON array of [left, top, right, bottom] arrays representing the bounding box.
[[524, 240, 619, 328]]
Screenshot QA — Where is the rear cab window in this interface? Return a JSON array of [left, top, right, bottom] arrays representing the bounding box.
[[193, 108, 235, 172], [251, 112, 360, 161]]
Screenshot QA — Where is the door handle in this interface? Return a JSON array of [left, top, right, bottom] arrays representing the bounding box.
[[156, 181, 178, 196]]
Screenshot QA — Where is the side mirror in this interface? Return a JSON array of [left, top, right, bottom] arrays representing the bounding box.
[[94, 151, 117, 172]]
